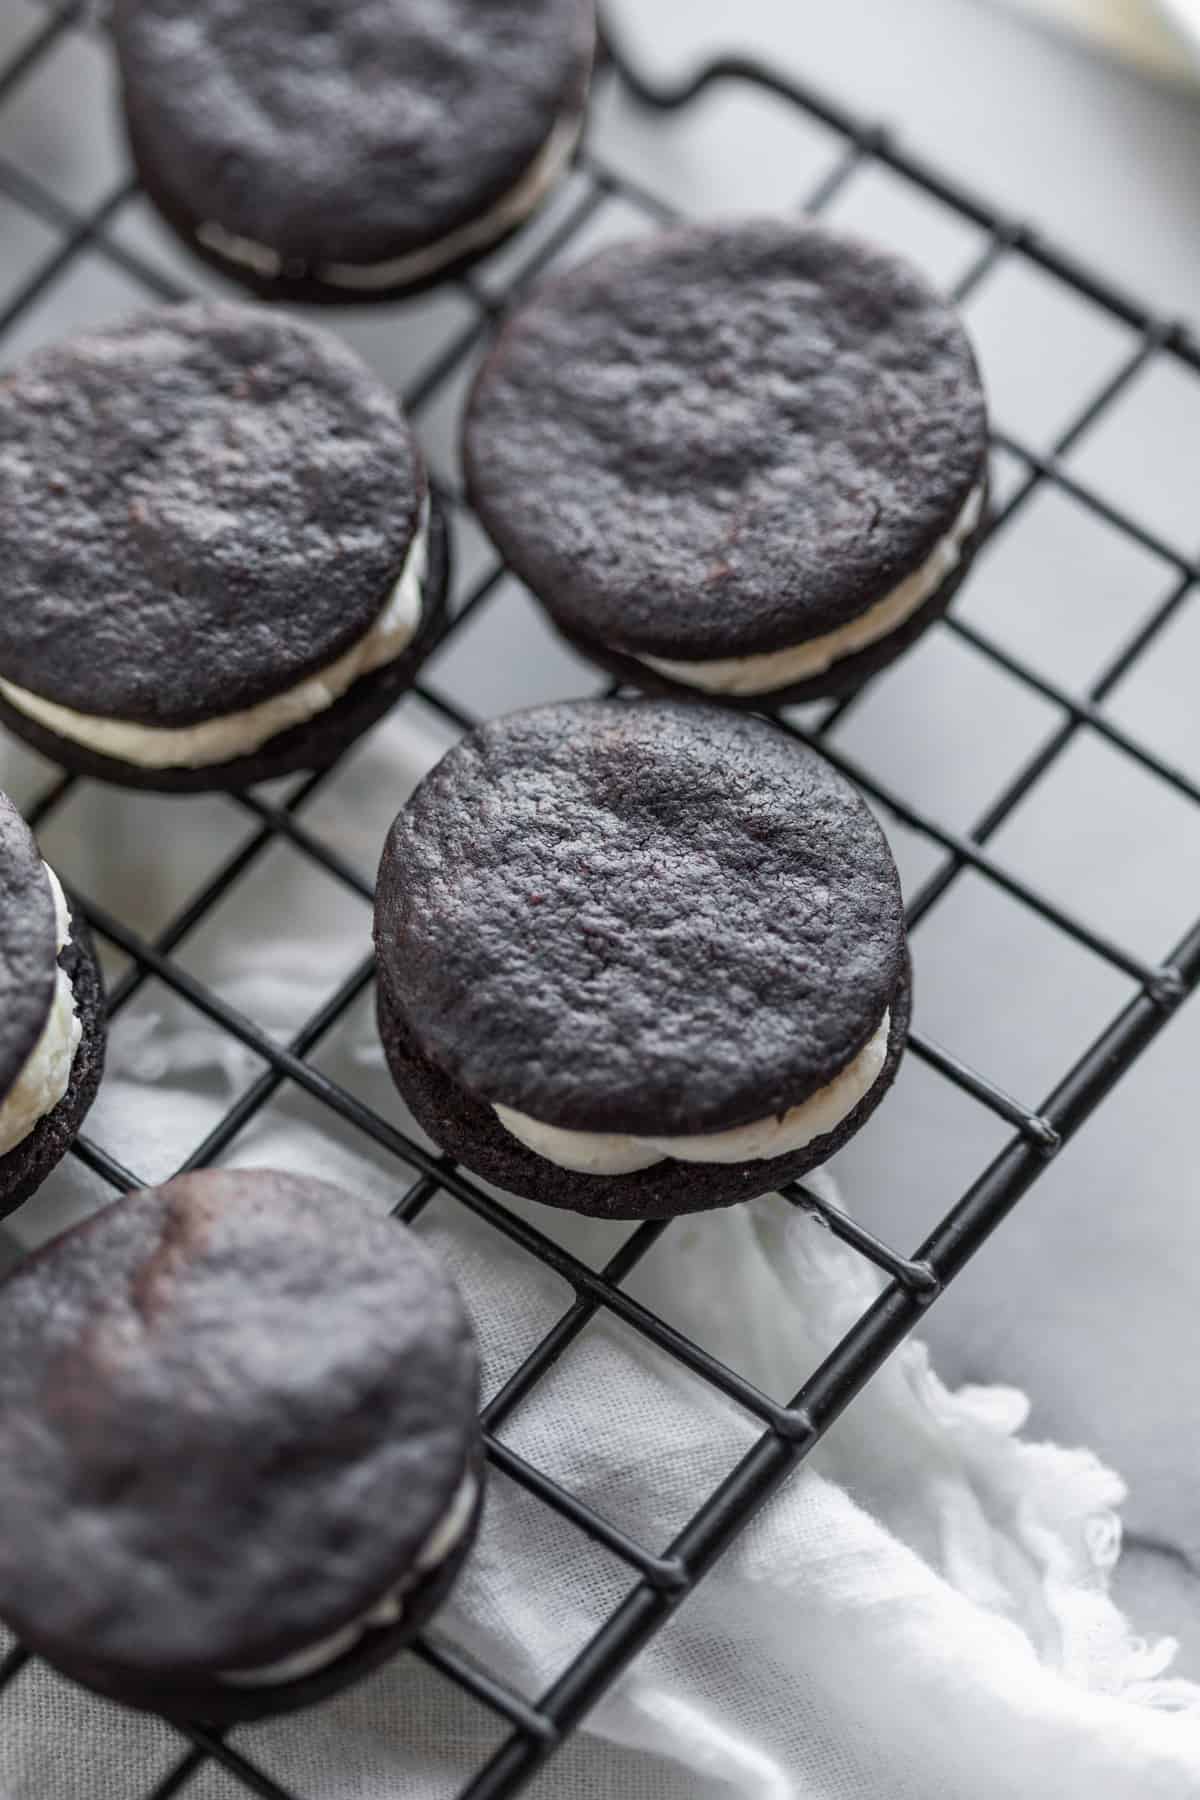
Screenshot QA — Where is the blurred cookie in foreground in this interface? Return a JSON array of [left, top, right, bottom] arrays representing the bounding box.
[[0, 300, 447, 791], [0, 1169, 482, 1722], [113, 0, 595, 302], [374, 699, 910, 1220], [464, 217, 989, 705], [0, 792, 103, 1219]]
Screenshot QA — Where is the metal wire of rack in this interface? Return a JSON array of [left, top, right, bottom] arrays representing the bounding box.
[[0, 4, 1199, 1797]]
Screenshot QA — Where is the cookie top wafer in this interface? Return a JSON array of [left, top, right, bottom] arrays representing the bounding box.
[[114, 0, 594, 272], [464, 218, 988, 662], [0, 1171, 479, 1683], [375, 699, 905, 1137], [0, 301, 426, 728]]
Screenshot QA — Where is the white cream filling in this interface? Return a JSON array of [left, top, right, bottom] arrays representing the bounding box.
[[196, 103, 582, 293], [220, 1470, 478, 1689], [493, 1010, 892, 1177], [0, 866, 81, 1158], [0, 503, 429, 771], [193, 222, 285, 280], [639, 484, 984, 697]]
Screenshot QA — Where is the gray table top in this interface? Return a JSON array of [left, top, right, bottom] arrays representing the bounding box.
[[613, 0, 1200, 329]]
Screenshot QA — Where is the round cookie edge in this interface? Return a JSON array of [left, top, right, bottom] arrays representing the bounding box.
[[0, 903, 106, 1221], [0, 500, 451, 793], [376, 954, 911, 1221]]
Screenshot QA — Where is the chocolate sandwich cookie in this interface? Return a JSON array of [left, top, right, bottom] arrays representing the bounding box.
[[0, 301, 447, 792], [0, 792, 104, 1218], [113, 0, 595, 303], [374, 699, 909, 1220], [464, 218, 989, 705], [0, 1169, 482, 1723]]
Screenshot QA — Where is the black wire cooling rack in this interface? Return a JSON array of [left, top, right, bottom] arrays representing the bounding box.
[[2, 5, 1200, 1797]]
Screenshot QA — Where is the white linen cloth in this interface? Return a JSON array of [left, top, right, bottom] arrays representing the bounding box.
[[0, 707, 1198, 1798], [984, 0, 1196, 77]]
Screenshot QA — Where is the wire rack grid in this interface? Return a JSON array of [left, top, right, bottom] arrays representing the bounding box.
[[0, 4, 1199, 1797]]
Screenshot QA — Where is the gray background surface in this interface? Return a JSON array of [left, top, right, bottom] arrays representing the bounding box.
[[1, 0, 1199, 1692], [597, 0, 1200, 1671]]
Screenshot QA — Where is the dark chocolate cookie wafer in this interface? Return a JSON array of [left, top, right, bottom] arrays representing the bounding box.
[[0, 793, 104, 1218], [551, 495, 989, 709], [0, 1170, 481, 1723], [378, 961, 910, 1221], [0, 301, 446, 791], [0, 510, 449, 795], [114, 0, 595, 303], [0, 910, 106, 1217], [374, 699, 909, 1219], [464, 218, 989, 704]]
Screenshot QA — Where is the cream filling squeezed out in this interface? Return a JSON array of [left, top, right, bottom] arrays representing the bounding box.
[[493, 1011, 892, 1176], [0, 504, 429, 770], [639, 485, 984, 696], [220, 1471, 478, 1689], [196, 104, 582, 292], [0, 865, 81, 1157]]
